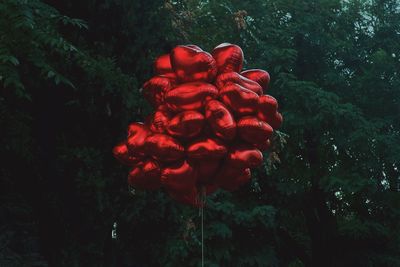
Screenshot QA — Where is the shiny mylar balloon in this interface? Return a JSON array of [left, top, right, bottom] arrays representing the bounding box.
[[148, 105, 171, 133], [164, 82, 218, 112], [167, 186, 200, 207], [127, 123, 151, 156], [257, 95, 278, 121], [113, 142, 141, 166], [154, 54, 176, 79], [215, 72, 263, 95], [215, 166, 251, 191], [128, 159, 161, 190], [237, 116, 273, 144], [144, 134, 184, 162], [269, 112, 283, 129], [114, 43, 283, 206], [192, 158, 221, 183], [255, 139, 271, 152], [142, 76, 173, 107], [187, 137, 227, 159], [167, 111, 204, 138], [212, 43, 244, 73], [227, 145, 263, 168], [170, 45, 217, 82], [161, 160, 197, 192], [241, 69, 270, 90], [205, 100, 236, 141], [219, 83, 259, 116]]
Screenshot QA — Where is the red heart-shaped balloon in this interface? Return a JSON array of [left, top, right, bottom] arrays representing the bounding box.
[[161, 160, 197, 192], [215, 166, 251, 191], [257, 95, 278, 122], [164, 82, 218, 112], [254, 139, 271, 152], [205, 100, 236, 141], [223, 168, 251, 191], [142, 76, 174, 107], [127, 122, 151, 156], [145, 134, 184, 161], [167, 186, 200, 207], [241, 69, 270, 90], [187, 137, 227, 159], [169, 184, 217, 206], [237, 116, 273, 144], [215, 72, 263, 95], [170, 45, 217, 82], [227, 145, 263, 168], [128, 159, 161, 190], [154, 54, 176, 78], [113, 142, 141, 166], [211, 43, 244, 73], [167, 110, 205, 138], [148, 105, 171, 133], [191, 158, 221, 183], [186, 44, 203, 51], [219, 83, 259, 116], [268, 112, 283, 129]]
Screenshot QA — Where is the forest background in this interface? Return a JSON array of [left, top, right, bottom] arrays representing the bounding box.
[[1, 0, 399, 266]]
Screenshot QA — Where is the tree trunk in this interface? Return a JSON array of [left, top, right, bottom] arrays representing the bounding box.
[[303, 131, 339, 267]]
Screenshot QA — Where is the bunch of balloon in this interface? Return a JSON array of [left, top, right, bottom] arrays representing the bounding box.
[[113, 43, 282, 206]]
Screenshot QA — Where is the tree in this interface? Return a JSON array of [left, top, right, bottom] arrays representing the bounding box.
[[1, 0, 399, 266]]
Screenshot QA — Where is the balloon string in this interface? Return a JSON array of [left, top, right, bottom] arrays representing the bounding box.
[[200, 187, 205, 267]]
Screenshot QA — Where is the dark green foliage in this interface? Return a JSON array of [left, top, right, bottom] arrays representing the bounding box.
[[1, 0, 400, 266]]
